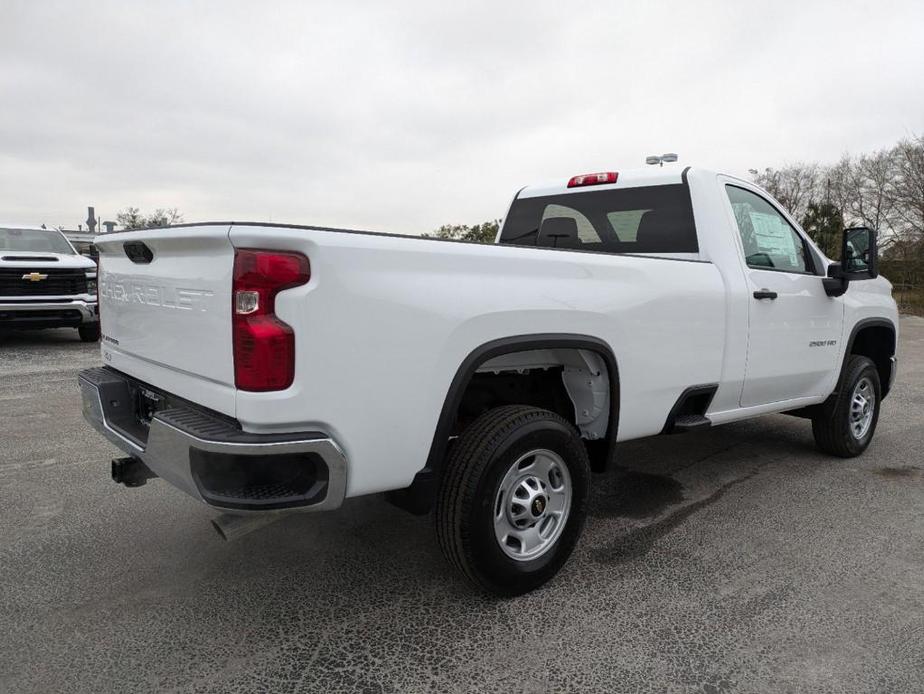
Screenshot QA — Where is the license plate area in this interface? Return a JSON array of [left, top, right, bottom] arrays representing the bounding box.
[[133, 386, 166, 426], [85, 366, 242, 451]]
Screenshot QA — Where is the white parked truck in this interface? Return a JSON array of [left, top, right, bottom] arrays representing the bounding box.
[[79, 166, 898, 594], [0, 226, 99, 341]]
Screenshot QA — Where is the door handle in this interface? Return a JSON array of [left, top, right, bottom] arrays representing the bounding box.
[[753, 289, 778, 300]]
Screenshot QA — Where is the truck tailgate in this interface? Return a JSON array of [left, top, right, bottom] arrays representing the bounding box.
[[95, 224, 237, 416]]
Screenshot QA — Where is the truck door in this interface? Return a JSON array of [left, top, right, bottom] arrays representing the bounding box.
[[723, 183, 844, 407]]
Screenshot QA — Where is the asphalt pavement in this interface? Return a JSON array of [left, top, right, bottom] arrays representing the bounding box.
[[1, 319, 922, 693]]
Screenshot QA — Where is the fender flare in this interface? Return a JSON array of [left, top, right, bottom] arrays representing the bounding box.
[[841, 317, 897, 398], [389, 333, 620, 514]]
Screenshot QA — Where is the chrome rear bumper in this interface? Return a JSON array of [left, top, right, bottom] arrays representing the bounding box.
[[78, 367, 347, 512]]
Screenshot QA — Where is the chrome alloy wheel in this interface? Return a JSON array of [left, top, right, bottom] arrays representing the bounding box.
[[494, 449, 572, 561], [850, 376, 875, 440]]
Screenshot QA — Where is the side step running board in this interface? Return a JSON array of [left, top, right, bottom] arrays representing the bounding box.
[[662, 384, 718, 434], [671, 414, 712, 433]]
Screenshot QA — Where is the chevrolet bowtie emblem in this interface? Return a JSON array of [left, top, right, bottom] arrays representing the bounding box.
[[22, 272, 48, 282]]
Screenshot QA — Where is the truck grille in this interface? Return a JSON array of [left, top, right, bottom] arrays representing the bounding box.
[[0, 268, 88, 296]]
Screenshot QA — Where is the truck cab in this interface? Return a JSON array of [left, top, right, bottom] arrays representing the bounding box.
[[497, 168, 896, 414]]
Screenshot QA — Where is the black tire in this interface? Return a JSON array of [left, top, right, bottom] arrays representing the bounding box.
[[435, 405, 590, 596], [812, 355, 881, 458], [78, 323, 101, 342]]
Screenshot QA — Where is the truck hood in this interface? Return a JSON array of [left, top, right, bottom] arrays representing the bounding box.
[[0, 251, 96, 269]]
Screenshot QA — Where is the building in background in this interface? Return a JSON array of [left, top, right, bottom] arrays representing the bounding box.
[[60, 207, 113, 260]]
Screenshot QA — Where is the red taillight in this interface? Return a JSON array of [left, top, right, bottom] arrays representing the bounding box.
[[567, 171, 618, 188], [232, 249, 310, 391]]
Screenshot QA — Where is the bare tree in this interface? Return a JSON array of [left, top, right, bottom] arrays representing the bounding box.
[[750, 163, 820, 220], [890, 134, 924, 247], [828, 149, 897, 249], [753, 139, 923, 258]]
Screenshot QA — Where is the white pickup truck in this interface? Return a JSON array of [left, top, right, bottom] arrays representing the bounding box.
[[1, 226, 99, 341], [79, 166, 898, 595]]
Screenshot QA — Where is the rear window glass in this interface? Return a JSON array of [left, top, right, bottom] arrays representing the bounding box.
[[498, 184, 698, 254]]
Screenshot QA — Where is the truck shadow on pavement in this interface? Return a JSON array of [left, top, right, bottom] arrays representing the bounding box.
[[586, 416, 821, 564], [592, 467, 685, 519], [225, 415, 820, 590]]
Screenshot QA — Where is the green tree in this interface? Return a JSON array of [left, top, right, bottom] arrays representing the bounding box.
[[116, 207, 184, 230], [115, 207, 145, 230], [424, 219, 500, 244], [801, 201, 843, 259]]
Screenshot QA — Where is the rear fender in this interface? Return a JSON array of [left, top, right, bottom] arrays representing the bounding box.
[[388, 333, 620, 515]]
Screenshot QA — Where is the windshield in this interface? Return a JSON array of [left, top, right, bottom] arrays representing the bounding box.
[[499, 183, 698, 254], [0, 228, 75, 254]]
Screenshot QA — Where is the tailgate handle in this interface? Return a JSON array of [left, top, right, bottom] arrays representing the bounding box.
[[124, 241, 154, 264]]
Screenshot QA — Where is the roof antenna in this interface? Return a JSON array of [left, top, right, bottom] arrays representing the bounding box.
[[646, 153, 679, 167]]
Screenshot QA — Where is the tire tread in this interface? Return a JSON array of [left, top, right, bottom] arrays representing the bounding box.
[[812, 355, 880, 458], [435, 405, 585, 594]]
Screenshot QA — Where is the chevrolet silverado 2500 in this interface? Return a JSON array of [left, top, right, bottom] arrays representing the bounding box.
[[0, 226, 99, 341], [79, 166, 898, 595]]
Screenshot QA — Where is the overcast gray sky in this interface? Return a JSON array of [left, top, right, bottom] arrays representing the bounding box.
[[2, 0, 922, 233]]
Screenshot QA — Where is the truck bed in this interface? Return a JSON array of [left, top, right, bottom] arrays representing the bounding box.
[[96, 221, 726, 496]]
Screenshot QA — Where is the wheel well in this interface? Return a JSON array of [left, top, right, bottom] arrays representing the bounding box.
[[387, 335, 620, 515], [455, 348, 613, 469], [849, 324, 896, 397]]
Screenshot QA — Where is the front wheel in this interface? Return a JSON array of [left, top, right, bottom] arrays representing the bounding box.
[[812, 355, 881, 458], [435, 405, 590, 596], [78, 323, 101, 342]]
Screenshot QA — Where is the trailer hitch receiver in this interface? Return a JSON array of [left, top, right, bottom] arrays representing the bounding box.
[[111, 456, 158, 487]]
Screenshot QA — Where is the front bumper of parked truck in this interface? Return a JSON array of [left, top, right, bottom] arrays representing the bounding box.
[[78, 366, 348, 512], [0, 298, 98, 329]]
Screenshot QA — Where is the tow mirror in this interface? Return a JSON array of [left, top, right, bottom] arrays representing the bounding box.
[[823, 226, 878, 297], [841, 227, 878, 280]]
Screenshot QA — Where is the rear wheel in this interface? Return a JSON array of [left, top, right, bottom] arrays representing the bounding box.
[[812, 355, 881, 457], [78, 323, 100, 342], [435, 405, 590, 596]]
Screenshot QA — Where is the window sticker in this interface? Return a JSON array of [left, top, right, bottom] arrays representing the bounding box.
[[749, 211, 798, 266]]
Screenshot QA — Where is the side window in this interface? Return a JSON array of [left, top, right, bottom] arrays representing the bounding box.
[[725, 185, 813, 273]]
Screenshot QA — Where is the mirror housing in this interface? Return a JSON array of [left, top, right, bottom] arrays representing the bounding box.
[[823, 262, 847, 297], [822, 227, 878, 297]]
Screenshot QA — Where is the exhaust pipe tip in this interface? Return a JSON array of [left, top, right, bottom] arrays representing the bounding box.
[[211, 512, 283, 542]]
